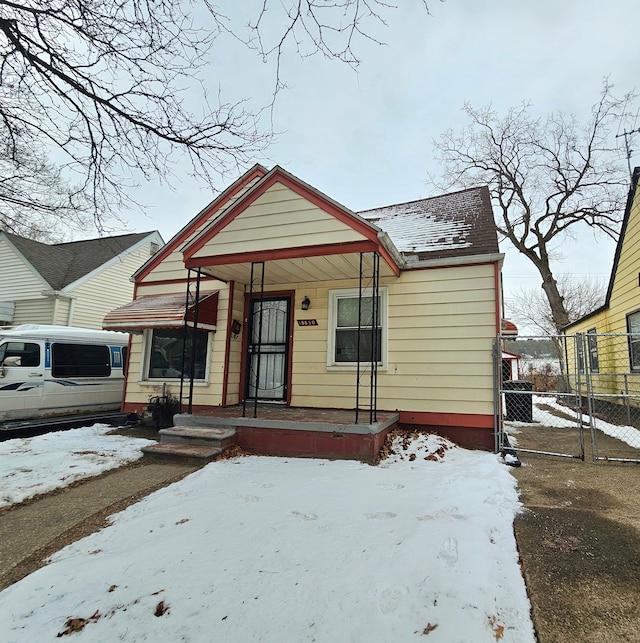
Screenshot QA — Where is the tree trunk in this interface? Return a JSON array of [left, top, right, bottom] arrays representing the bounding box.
[[540, 271, 570, 332]]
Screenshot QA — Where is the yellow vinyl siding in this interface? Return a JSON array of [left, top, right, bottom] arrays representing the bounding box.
[[191, 184, 367, 259], [124, 268, 497, 418], [225, 284, 246, 404], [606, 196, 640, 334], [567, 187, 640, 335], [286, 265, 497, 415], [564, 186, 640, 398]]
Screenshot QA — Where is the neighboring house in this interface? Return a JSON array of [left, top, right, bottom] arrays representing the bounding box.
[[501, 351, 521, 382], [563, 167, 640, 399], [0, 230, 164, 330], [104, 165, 504, 457]]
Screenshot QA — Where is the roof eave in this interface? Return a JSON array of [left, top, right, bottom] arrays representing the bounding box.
[[402, 252, 504, 270]]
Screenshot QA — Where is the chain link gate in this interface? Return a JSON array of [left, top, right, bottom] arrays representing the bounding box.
[[495, 333, 640, 463]]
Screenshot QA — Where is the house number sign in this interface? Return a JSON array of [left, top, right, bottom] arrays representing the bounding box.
[[297, 319, 318, 326]]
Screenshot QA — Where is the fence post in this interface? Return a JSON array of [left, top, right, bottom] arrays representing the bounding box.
[[493, 338, 501, 453], [624, 373, 631, 427]]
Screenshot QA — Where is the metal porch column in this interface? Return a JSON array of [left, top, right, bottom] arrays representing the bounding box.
[[243, 261, 265, 419], [179, 269, 193, 413], [355, 251, 380, 424]]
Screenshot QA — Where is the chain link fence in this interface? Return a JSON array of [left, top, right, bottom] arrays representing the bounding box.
[[495, 333, 640, 463]]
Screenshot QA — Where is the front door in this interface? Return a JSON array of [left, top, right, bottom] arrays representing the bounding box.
[[246, 297, 290, 401]]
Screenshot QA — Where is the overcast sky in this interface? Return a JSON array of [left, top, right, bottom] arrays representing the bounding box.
[[123, 0, 640, 300]]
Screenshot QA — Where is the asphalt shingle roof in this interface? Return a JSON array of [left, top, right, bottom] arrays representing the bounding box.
[[5, 232, 153, 290], [359, 186, 498, 260]]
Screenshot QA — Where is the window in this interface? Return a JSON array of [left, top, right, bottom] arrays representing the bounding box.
[[587, 328, 599, 373], [52, 343, 110, 377], [327, 288, 387, 367], [147, 328, 208, 380], [576, 337, 585, 373], [627, 311, 640, 371], [0, 342, 40, 367]]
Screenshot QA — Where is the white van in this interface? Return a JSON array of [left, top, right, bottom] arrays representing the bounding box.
[[0, 325, 129, 422]]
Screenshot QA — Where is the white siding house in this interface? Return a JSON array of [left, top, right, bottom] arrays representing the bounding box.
[[0, 231, 164, 330]]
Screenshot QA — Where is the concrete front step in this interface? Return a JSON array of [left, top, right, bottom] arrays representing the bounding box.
[[142, 442, 222, 464], [159, 426, 236, 448]]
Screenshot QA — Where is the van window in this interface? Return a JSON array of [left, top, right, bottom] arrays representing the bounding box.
[[0, 342, 41, 367], [52, 343, 111, 378]]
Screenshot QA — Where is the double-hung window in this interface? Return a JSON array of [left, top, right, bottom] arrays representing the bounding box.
[[587, 328, 599, 373], [327, 288, 387, 368], [627, 311, 640, 371], [146, 328, 209, 380]]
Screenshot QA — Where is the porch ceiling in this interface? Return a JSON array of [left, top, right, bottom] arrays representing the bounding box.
[[197, 251, 398, 285]]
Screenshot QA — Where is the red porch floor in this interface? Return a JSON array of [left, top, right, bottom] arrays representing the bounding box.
[[184, 404, 396, 426]]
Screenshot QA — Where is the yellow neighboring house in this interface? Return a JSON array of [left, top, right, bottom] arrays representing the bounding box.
[[563, 167, 640, 398], [104, 165, 504, 458]]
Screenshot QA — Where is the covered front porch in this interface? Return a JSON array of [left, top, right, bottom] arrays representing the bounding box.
[[176, 167, 405, 424]]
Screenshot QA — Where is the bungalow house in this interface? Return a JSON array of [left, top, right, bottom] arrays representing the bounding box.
[[0, 231, 164, 330], [104, 165, 504, 460], [563, 167, 640, 403]]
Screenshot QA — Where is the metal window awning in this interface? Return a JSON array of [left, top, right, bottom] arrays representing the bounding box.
[[102, 291, 219, 332]]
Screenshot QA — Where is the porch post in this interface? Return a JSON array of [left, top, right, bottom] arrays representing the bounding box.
[[243, 261, 265, 419], [179, 269, 193, 413], [355, 253, 363, 424], [187, 269, 202, 414], [355, 251, 380, 424], [370, 251, 379, 423]]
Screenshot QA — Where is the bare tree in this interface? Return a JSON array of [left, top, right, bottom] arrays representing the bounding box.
[[431, 82, 634, 331], [0, 1, 429, 238], [505, 276, 607, 336]]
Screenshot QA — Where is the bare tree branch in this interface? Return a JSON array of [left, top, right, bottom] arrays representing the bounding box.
[[430, 81, 635, 331], [0, 0, 431, 238], [505, 276, 607, 336]]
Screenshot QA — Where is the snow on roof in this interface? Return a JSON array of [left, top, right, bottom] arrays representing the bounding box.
[[360, 186, 498, 260]]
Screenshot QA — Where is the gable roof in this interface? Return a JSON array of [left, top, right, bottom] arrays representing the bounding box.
[[132, 165, 499, 288], [182, 165, 403, 278], [182, 165, 385, 258], [3, 231, 158, 291], [132, 164, 268, 283], [564, 166, 640, 330], [359, 185, 499, 261]]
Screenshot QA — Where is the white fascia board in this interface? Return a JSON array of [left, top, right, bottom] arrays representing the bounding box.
[[377, 231, 405, 270], [61, 232, 164, 294], [403, 252, 505, 269]]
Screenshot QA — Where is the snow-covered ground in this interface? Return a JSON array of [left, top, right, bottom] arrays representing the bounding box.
[[0, 429, 534, 642], [505, 395, 640, 450], [0, 424, 154, 508]]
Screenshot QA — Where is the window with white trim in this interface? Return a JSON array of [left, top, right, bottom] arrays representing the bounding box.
[[327, 288, 387, 368], [146, 328, 209, 380], [627, 311, 640, 371], [587, 328, 599, 373]]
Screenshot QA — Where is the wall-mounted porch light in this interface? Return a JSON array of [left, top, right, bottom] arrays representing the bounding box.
[[301, 296, 311, 311]]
